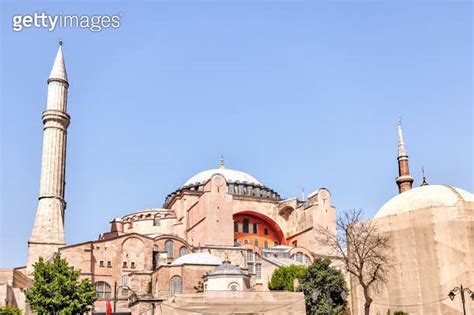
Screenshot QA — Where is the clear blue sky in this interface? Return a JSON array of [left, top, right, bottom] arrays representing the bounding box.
[[1, 1, 472, 268]]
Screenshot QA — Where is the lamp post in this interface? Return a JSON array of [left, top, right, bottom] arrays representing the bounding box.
[[448, 284, 474, 315]]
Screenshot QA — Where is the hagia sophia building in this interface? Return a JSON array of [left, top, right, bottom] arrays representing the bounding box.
[[0, 43, 472, 315]]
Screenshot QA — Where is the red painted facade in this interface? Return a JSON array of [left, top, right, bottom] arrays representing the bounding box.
[[233, 212, 286, 248]]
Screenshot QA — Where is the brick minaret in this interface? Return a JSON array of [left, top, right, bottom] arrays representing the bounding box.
[[396, 118, 413, 193], [27, 41, 70, 273]]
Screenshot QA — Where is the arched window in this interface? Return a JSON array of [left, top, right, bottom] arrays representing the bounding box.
[[242, 218, 249, 233], [304, 255, 311, 265], [264, 241, 269, 249], [228, 282, 240, 291], [274, 241, 279, 247], [243, 239, 248, 245], [95, 281, 111, 299], [154, 217, 160, 226], [295, 252, 303, 263], [252, 223, 258, 234], [170, 276, 183, 294], [254, 239, 259, 247], [165, 240, 174, 258], [179, 246, 188, 257]]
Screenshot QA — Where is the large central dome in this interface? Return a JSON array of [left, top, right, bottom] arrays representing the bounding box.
[[163, 159, 281, 207], [184, 168, 262, 187]]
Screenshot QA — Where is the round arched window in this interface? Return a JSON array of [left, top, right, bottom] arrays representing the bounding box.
[[179, 246, 188, 257], [228, 282, 239, 291], [170, 275, 183, 294], [165, 240, 174, 258], [95, 281, 111, 299]]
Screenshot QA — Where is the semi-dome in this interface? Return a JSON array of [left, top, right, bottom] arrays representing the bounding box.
[[171, 253, 222, 266], [374, 184, 473, 219], [184, 168, 261, 187]]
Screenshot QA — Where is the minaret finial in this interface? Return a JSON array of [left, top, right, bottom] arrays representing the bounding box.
[[420, 166, 429, 186], [220, 154, 225, 169], [49, 39, 68, 83], [301, 187, 305, 202], [397, 117, 407, 158], [395, 117, 414, 193]]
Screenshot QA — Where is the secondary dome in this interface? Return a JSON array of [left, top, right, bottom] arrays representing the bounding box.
[[207, 261, 245, 276], [374, 184, 473, 219], [171, 253, 222, 266], [183, 168, 261, 187]]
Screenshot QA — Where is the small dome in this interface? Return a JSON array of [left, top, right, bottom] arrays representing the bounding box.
[[207, 261, 245, 276], [171, 253, 222, 266], [183, 168, 261, 187], [374, 185, 473, 218]]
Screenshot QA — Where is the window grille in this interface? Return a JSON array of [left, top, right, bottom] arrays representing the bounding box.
[[122, 275, 129, 286], [256, 263, 262, 280], [248, 263, 254, 274], [179, 246, 188, 257], [165, 240, 174, 258], [170, 276, 183, 294], [95, 281, 111, 299], [247, 251, 254, 262], [296, 252, 303, 263]]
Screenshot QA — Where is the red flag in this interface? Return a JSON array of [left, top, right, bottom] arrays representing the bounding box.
[[106, 299, 112, 315]]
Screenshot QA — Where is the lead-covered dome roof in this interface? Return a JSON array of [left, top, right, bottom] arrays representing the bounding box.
[[207, 261, 245, 276], [183, 168, 261, 187], [164, 162, 281, 207], [374, 184, 473, 219]]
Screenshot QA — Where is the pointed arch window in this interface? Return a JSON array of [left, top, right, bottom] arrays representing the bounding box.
[[165, 240, 174, 258]]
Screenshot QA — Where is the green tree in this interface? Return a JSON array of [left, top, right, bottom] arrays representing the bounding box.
[[300, 258, 348, 315], [268, 264, 306, 291], [0, 304, 22, 315], [25, 254, 96, 314]]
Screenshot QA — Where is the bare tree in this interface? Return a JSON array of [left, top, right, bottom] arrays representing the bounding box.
[[317, 209, 391, 315]]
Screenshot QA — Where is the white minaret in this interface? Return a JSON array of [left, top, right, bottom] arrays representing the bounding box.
[[27, 41, 70, 273]]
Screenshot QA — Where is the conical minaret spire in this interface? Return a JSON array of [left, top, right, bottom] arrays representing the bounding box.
[[27, 41, 70, 273], [395, 118, 414, 193]]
